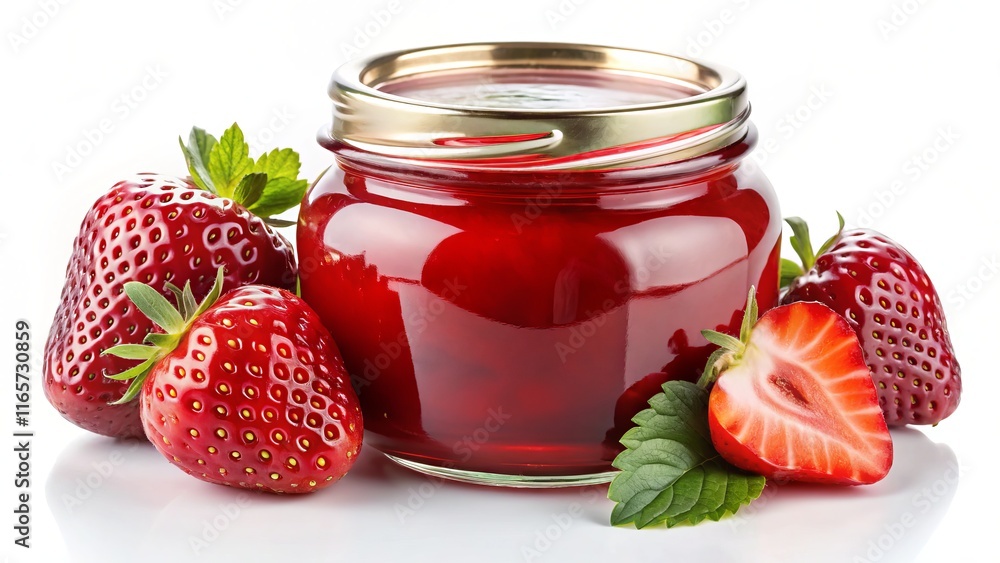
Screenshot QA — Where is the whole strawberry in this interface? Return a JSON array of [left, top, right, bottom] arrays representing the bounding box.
[[43, 124, 309, 438], [105, 269, 363, 493], [780, 214, 961, 426]]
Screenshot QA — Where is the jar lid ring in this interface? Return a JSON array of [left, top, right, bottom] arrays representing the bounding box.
[[326, 42, 749, 170]]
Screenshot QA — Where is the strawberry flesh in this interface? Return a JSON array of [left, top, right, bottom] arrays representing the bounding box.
[[708, 301, 893, 485]]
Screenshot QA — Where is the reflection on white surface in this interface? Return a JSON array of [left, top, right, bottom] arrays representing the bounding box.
[[45, 429, 957, 563]]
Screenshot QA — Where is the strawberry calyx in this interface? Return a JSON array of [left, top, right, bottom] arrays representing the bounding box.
[[697, 286, 759, 389], [780, 212, 846, 288], [102, 267, 226, 404], [179, 124, 309, 228]]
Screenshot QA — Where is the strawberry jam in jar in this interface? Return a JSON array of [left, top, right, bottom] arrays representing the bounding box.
[[299, 43, 781, 486]]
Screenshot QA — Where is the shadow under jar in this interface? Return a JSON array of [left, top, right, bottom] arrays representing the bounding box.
[[299, 43, 781, 487]]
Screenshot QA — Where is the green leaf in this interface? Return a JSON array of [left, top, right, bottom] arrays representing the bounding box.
[[781, 213, 845, 287], [233, 172, 268, 209], [192, 267, 227, 319], [109, 269, 229, 406], [263, 217, 297, 228], [208, 123, 254, 198], [123, 282, 185, 333], [180, 127, 217, 192], [780, 258, 805, 288], [697, 347, 727, 389], [179, 123, 311, 217], [701, 330, 743, 353], [102, 344, 156, 361], [144, 332, 182, 349], [784, 216, 815, 271], [179, 281, 198, 323], [618, 382, 713, 454], [738, 286, 758, 344], [254, 148, 301, 180], [248, 177, 309, 218], [111, 374, 148, 405], [249, 149, 307, 217], [815, 211, 846, 257], [609, 381, 766, 529], [163, 282, 188, 318], [105, 356, 157, 381], [191, 127, 216, 163], [702, 472, 766, 524]]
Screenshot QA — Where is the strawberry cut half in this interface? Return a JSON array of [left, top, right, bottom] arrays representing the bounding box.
[[701, 289, 893, 485]]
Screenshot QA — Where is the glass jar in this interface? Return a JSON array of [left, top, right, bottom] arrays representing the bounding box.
[[298, 43, 781, 487]]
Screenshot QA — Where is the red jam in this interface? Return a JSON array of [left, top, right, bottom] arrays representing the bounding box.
[[299, 43, 781, 485]]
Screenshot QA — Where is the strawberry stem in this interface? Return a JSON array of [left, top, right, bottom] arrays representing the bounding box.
[[780, 259, 805, 288], [103, 267, 226, 405], [739, 286, 759, 343], [781, 212, 845, 288], [784, 217, 816, 271], [696, 348, 729, 389], [697, 286, 757, 389], [125, 282, 186, 333], [702, 331, 744, 352]]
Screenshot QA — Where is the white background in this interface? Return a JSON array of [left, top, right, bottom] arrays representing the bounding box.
[[2, 0, 998, 561]]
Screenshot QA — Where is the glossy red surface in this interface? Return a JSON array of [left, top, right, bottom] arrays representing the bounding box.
[[297, 134, 780, 476]]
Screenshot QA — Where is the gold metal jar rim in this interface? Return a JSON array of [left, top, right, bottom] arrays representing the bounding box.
[[324, 42, 750, 170]]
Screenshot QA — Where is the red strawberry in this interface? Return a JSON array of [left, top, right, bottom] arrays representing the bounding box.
[[700, 288, 893, 485], [780, 215, 961, 425], [106, 269, 362, 493], [43, 124, 310, 438]]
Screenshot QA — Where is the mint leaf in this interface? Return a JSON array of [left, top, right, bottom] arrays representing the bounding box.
[[619, 383, 714, 455], [233, 172, 268, 209], [180, 127, 217, 192], [190, 127, 216, 164], [181, 123, 311, 219], [254, 148, 301, 180], [608, 381, 766, 529], [248, 148, 308, 218], [207, 123, 254, 198], [247, 176, 308, 218]]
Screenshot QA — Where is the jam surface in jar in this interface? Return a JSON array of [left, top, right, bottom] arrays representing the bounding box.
[[301, 43, 781, 485]]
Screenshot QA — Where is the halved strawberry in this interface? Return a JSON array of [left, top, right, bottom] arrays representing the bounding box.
[[700, 288, 893, 485]]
